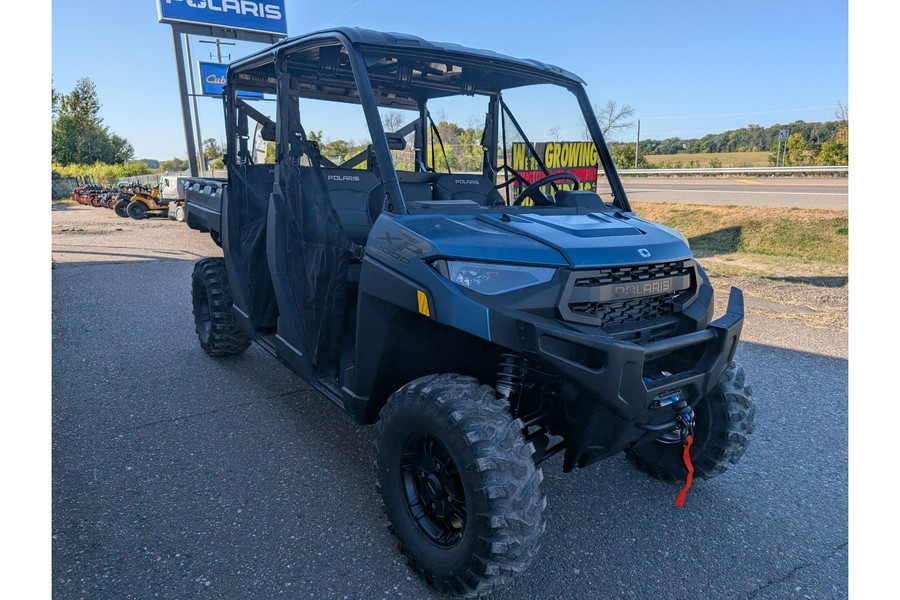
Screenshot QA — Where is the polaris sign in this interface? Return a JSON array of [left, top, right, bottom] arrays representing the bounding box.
[[158, 0, 287, 36], [199, 62, 263, 98]]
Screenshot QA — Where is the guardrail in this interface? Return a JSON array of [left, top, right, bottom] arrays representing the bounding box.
[[616, 166, 848, 176]]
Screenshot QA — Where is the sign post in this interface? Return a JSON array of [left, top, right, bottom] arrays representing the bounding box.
[[158, 0, 287, 176], [185, 39, 206, 173], [776, 128, 790, 167], [170, 29, 199, 176]]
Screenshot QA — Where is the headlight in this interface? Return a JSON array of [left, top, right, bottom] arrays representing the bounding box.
[[434, 260, 556, 295]]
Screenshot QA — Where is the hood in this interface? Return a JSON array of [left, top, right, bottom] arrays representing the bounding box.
[[392, 211, 692, 268]]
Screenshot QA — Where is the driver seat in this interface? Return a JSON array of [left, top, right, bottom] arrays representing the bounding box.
[[433, 174, 504, 206]]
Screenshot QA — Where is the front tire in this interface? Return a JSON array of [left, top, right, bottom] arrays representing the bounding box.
[[174, 205, 185, 222], [626, 362, 755, 481], [127, 200, 148, 220], [375, 374, 546, 598], [191, 258, 251, 356]]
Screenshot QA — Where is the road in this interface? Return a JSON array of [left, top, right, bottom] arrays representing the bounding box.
[[619, 177, 848, 210], [51, 207, 848, 600]]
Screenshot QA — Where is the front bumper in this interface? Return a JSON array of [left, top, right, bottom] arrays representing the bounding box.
[[500, 287, 745, 471]]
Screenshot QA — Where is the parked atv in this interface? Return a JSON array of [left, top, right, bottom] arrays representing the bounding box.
[[184, 28, 754, 598], [71, 177, 103, 205], [126, 182, 167, 219], [111, 182, 134, 217]]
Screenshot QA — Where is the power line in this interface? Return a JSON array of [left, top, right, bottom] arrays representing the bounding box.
[[326, 0, 367, 25]]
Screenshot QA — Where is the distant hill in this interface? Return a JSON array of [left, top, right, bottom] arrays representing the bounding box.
[[613, 120, 842, 156]]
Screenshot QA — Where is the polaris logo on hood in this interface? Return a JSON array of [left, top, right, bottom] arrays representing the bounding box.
[[328, 175, 360, 182], [455, 179, 481, 185]]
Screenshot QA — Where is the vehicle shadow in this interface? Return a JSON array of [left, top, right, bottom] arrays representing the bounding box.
[[688, 226, 742, 255], [771, 275, 848, 287], [51, 248, 216, 265], [51, 202, 85, 211]]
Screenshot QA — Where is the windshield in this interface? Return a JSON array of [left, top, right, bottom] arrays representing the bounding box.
[[495, 84, 615, 206]]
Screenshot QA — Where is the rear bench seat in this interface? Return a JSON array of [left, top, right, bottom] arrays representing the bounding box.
[[318, 168, 384, 245]]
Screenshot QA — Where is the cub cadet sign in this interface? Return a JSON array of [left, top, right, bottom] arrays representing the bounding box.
[[511, 141, 599, 192], [157, 0, 287, 36], [199, 61, 263, 98]]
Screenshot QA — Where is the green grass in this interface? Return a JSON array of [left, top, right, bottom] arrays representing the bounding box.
[[631, 201, 848, 282], [643, 151, 771, 168]]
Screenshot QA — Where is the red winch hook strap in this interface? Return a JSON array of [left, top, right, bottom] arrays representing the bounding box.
[[674, 434, 695, 507]]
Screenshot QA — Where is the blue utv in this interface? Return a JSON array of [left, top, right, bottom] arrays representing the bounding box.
[[184, 27, 755, 598]]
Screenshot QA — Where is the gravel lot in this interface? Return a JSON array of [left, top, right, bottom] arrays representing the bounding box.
[[52, 202, 221, 264]]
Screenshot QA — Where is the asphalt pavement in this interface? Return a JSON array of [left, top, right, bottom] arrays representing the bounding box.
[[52, 255, 848, 599], [620, 177, 848, 210]]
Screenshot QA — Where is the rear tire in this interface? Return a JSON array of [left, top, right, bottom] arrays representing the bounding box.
[[174, 205, 185, 222], [127, 200, 148, 220], [375, 374, 546, 598], [191, 258, 251, 356], [625, 362, 755, 481]]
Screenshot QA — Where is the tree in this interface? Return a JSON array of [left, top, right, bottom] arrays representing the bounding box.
[[383, 111, 405, 133], [160, 157, 189, 172], [817, 102, 848, 166], [52, 80, 60, 120], [587, 99, 635, 141], [322, 139, 352, 161], [783, 133, 813, 166], [52, 77, 135, 165], [203, 137, 223, 166], [609, 143, 649, 169]]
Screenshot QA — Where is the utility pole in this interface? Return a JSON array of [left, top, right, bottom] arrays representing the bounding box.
[[200, 39, 236, 63], [634, 119, 640, 169]]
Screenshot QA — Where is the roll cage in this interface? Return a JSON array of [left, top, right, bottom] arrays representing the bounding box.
[[222, 27, 632, 214]]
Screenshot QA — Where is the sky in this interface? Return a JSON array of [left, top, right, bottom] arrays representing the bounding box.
[[49, 0, 849, 161]]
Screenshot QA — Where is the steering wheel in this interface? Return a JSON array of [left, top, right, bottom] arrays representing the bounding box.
[[513, 172, 581, 206]]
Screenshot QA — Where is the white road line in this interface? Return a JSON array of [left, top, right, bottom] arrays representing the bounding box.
[[626, 188, 848, 197]]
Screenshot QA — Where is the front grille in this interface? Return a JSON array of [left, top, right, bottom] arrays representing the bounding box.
[[572, 261, 693, 287], [559, 260, 695, 328], [569, 293, 678, 326]]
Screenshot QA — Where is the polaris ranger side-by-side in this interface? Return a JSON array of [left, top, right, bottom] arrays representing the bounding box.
[[184, 28, 754, 598]]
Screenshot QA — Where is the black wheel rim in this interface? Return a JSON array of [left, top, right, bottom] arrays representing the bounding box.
[[400, 434, 466, 547], [195, 286, 211, 343]]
